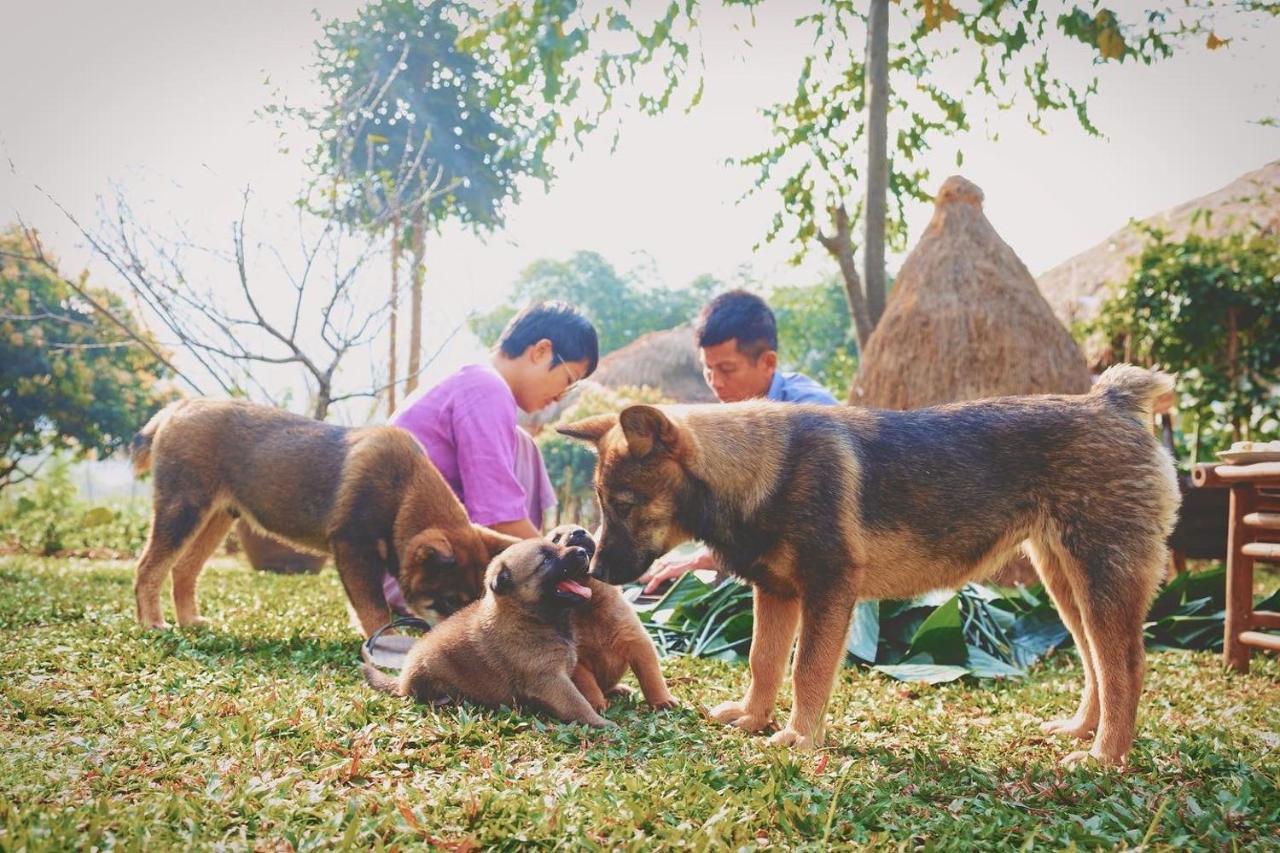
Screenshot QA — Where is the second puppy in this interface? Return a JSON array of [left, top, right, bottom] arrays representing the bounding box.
[[362, 537, 609, 727], [547, 525, 676, 712]]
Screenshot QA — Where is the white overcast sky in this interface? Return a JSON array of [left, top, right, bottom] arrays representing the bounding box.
[[2, 1, 1277, 420]]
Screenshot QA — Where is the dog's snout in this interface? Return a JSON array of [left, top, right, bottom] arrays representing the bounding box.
[[563, 546, 589, 571]]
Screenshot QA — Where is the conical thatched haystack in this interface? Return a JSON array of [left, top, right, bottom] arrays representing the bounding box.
[[850, 176, 1091, 409]]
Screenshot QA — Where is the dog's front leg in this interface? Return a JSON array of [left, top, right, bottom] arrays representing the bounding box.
[[332, 540, 392, 639], [530, 674, 613, 728], [710, 587, 799, 733], [628, 638, 678, 710], [769, 590, 857, 751]]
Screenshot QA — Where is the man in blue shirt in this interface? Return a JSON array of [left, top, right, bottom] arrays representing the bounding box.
[[640, 290, 838, 592]]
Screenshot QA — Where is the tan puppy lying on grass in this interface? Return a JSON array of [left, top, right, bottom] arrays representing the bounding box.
[[362, 537, 611, 727]]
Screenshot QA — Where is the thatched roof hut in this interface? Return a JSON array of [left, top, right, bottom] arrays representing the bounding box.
[[850, 176, 1092, 409], [1037, 160, 1280, 333], [521, 324, 714, 433], [592, 324, 716, 403]]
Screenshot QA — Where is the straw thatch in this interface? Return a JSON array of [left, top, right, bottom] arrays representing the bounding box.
[[850, 176, 1092, 410], [520, 324, 714, 434], [1037, 159, 1280, 333], [592, 324, 717, 403]]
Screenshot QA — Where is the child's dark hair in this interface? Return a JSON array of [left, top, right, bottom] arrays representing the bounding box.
[[694, 289, 777, 359], [497, 301, 600, 375]]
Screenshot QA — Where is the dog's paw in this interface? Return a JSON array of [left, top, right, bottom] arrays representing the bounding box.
[[139, 618, 171, 630], [647, 693, 679, 711], [605, 684, 634, 699], [587, 696, 610, 713], [1040, 716, 1096, 740], [767, 727, 817, 751], [1060, 746, 1125, 769], [177, 616, 212, 630], [709, 701, 772, 732]]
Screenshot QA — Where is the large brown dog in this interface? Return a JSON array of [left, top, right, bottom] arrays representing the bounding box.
[[131, 399, 519, 637], [547, 525, 677, 711], [559, 365, 1180, 765], [362, 537, 610, 727]]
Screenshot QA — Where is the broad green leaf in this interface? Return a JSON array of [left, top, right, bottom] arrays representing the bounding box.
[[846, 600, 879, 663], [873, 663, 968, 684], [906, 594, 966, 665]]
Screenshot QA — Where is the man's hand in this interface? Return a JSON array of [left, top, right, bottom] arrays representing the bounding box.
[[641, 547, 718, 595]]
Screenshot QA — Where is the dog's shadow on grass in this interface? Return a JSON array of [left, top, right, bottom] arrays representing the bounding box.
[[141, 627, 361, 677]]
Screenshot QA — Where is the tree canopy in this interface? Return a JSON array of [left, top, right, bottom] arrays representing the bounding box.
[[0, 226, 173, 491], [1088, 226, 1280, 463], [468, 251, 719, 355]]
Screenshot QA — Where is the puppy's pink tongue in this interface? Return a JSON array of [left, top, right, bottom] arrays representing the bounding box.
[[556, 579, 592, 599]]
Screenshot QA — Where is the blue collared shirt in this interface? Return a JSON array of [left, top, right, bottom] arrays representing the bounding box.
[[766, 370, 838, 405]]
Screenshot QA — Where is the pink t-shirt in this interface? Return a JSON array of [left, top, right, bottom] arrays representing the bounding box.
[[390, 364, 551, 526]]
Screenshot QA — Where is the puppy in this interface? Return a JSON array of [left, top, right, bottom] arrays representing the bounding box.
[[546, 525, 677, 712], [559, 365, 1180, 765], [362, 537, 609, 727], [130, 399, 519, 637]]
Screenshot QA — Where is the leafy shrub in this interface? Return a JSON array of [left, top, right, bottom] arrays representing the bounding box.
[[0, 458, 150, 557], [1086, 226, 1280, 464]]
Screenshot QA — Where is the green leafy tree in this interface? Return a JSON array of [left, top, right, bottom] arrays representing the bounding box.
[[1087, 227, 1280, 463], [0, 226, 173, 491], [469, 251, 719, 354], [771, 276, 858, 398], [475, 2, 1279, 353], [302, 0, 565, 407]]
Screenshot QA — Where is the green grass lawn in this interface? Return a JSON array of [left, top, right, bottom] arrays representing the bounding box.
[[2, 555, 1277, 850]]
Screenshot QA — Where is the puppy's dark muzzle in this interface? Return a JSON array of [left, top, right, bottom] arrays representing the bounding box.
[[553, 546, 594, 602], [562, 528, 596, 559]]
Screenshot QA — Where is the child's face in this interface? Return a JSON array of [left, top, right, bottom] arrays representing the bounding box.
[[514, 339, 587, 412]]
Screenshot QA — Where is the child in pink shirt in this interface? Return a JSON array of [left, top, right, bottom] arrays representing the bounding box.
[[384, 302, 598, 614]]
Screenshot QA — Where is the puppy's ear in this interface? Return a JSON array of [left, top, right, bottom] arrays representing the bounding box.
[[557, 414, 617, 445], [410, 536, 456, 568], [489, 565, 515, 596], [472, 524, 522, 559], [619, 405, 681, 458]]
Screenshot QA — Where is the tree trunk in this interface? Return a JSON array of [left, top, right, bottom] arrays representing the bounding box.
[[405, 210, 426, 396], [818, 206, 874, 353], [387, 213, 401, 416], [864, 0, 890, 328]]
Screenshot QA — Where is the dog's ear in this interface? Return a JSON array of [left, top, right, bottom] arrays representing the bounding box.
[[557, 414, 617, 445], [619, 405, 681, 458], [472, 524, 522, 559], [489, 565, 515, 596], [407, 531, 456, 568]]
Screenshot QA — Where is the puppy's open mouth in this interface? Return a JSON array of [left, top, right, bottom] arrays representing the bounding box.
[[554, 578, 593, 601]]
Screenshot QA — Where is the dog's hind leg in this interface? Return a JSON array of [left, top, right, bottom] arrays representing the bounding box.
[[134, 499, 209, 629], [1025, 538, 1099, 740], [171, 511, 233, 628], [768, 585, 857, 751], [1053, 528, 1164, 766], [710, 588, 800, 734]]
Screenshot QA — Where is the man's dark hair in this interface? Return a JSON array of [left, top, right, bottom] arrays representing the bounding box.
[[694, 289, 778, 359], [497, 300, 600, 375]]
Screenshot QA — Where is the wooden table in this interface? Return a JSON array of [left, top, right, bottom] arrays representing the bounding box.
[[1193, 461, 1280, 672]]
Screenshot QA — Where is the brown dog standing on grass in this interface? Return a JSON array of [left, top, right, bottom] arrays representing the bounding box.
[[546, 525, 677, 712], [558, 365, 1180, 766], [130, 399, 519, 637], [362, 537, 611, 727]]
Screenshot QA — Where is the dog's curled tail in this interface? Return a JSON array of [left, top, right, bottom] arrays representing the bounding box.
[[1090, 364, 1176, 418], [361, 662, 404, 696], [130, 400, 184, 477]]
